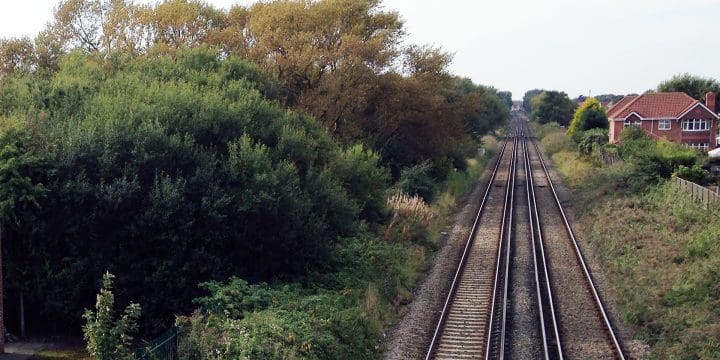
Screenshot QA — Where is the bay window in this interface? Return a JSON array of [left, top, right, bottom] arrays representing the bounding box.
[[682, 119, 709, 131]]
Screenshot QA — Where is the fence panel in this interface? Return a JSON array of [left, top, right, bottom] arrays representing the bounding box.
[[672, 176, 720, 208], [135, 327, 179, 360]]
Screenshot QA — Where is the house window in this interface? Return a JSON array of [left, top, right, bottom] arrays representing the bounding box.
[[624, 118, 641, 127], [658, 119, 671, 130], [682, 119, 709, 131]]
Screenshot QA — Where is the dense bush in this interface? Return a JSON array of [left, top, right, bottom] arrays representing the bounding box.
[[576, 128, 609, 156], [395, 162, 438, 202], [1, 49, 389, 332], [567, 97, 608, 139], [674, 164, 713, 185]]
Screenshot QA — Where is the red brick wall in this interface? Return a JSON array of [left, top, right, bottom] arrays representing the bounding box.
[[609, 119, 624, 143], [608, 106, 719, 149], [678, 105, 717, 148]]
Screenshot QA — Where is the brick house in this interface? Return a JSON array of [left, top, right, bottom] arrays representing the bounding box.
[[608, 92, 720, 151]]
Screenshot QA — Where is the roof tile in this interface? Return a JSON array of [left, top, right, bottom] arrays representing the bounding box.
[[608, 92, 698, 119]]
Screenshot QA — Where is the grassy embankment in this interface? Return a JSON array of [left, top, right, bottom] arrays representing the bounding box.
[[535, 122, 720, 359]]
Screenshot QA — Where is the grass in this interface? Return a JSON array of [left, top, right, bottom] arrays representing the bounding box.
[[551, 150, 596, 188], [534, 122, 720, 359], [29, 348, 90, 360], [575, 183, 720, 359]]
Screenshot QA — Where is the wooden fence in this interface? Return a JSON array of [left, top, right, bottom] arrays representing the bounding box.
[[672, 176, 720, 208]]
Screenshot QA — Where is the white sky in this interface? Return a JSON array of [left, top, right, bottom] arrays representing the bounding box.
[[1, 0, 719, 99]]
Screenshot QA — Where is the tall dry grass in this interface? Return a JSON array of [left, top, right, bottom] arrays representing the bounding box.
[[386, 192, 434, 228]]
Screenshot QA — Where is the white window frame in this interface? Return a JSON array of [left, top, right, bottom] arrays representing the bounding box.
[[682, 119, 709, 131], [687, 143, 709, 151], [624, 118, 642, 127], [658, 119, 671, 130]]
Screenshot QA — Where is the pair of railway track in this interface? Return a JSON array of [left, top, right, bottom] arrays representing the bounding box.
[[425, 121, 625, 359]]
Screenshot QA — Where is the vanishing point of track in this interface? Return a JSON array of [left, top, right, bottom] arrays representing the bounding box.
[[425, 118, 626, 359]]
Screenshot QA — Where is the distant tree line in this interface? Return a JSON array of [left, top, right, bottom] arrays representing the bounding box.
[[657, 73, 719, 101]]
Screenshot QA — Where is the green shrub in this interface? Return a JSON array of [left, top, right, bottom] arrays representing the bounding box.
[[83, 273, 141, 360], [577, 128, 609, 156], [395, 162, 437, 202], [674, 164, 713, 185], [332, 144, 390, 222], [1, 49, 383, 332]]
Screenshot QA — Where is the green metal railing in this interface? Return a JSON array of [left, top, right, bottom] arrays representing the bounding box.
[[135, 326, 179, 360]]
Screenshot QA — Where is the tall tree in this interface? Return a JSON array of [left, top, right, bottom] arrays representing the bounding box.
[[241, 0, 403, 107], [0, 38, 35, 76], [530, 90, 576, 126], [658, 73, 720, 100], [496, 91, 512, 110], [522, 89, 543, 112], [149, 0, 223, 53], [567, 97, 608, 137], [51, 0, 152, 54], [0, 117, 44, 351]]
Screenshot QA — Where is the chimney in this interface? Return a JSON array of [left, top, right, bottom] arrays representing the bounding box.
[[706, 92, 717, 112]]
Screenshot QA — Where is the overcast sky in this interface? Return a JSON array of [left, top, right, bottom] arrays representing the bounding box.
[[1, 0, 719, 99]]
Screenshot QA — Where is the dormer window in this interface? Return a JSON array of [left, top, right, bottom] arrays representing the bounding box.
[[624, 118, 641, 127]]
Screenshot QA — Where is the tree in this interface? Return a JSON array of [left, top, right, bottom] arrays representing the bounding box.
[[0, 37, 35, 76], [530, 90, 576, 126], [241, 0, 403, 107], [0, 116, 44, 351], [567, 97, 608, 137], [83, 272, 141, 360], [658, 73, 720, 100], [149, 0, 224, 53], [522, 89, 543, 112], [496, 91, 512, 110], [594, 94, 624, 104]]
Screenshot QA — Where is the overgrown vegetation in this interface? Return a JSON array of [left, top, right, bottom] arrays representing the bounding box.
[[0, 0, 510, 356], [534, 116, 720, 359]]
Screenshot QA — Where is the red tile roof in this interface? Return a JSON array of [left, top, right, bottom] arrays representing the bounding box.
[[606, 95, 637, 118], [607, 92, 699, 119]]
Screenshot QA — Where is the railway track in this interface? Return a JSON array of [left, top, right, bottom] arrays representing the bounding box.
[[425, 120, 625, 359]]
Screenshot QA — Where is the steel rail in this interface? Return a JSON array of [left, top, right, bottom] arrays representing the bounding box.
[[521, 131, 550, 360], [485, 126, 519, 359], [528, 131, 626, 360], [424, 132, 512, 360], [522, 125, 564, 360]]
